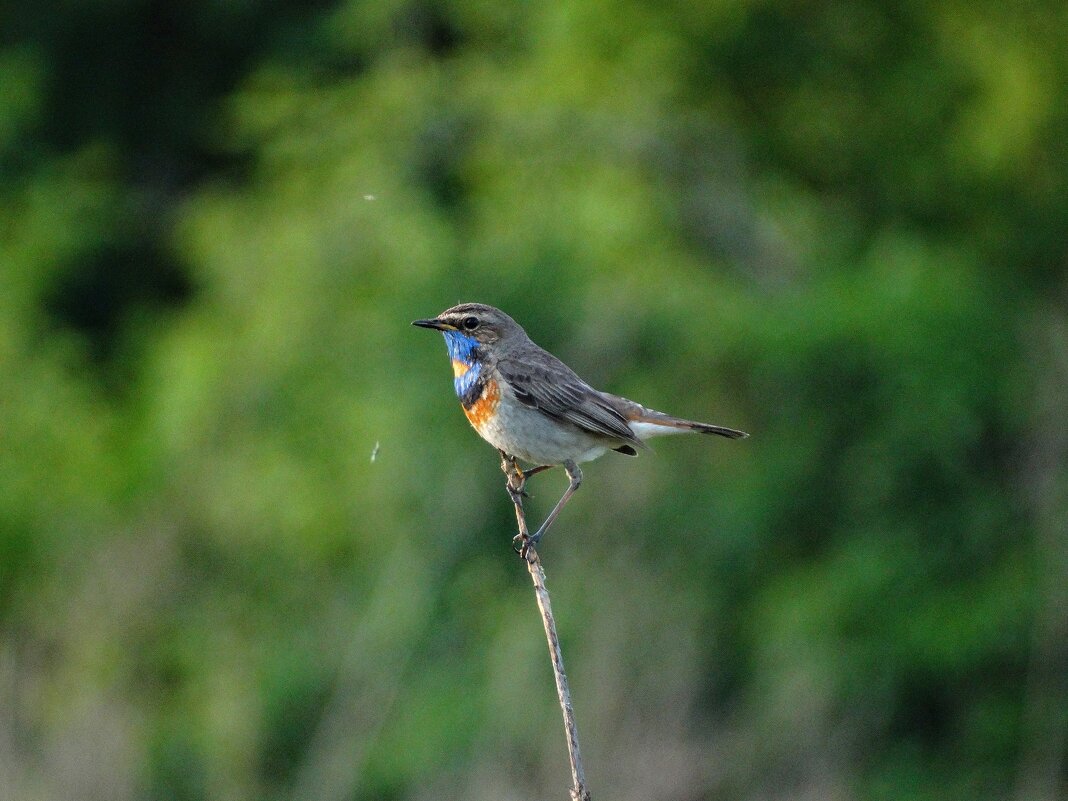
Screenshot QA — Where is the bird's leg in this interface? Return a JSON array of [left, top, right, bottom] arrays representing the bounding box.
[[499, 451, 533, 553], [524, 460, 582, 555], [499, 451, 562, 556], [499, 450, 527, 507], [498, 450, 554, 504], [516, 464, 554, 495]]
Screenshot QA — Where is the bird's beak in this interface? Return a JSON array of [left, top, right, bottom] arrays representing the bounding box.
[[412, 317, 454, 331]]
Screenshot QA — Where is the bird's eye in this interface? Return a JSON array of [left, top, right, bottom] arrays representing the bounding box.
[[462, 315, 479, 331]]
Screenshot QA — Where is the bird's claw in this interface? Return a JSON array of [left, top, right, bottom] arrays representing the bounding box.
[[507, 485, 530, 505], [505, 472, 530, 506], [512, 531, 540, 559]]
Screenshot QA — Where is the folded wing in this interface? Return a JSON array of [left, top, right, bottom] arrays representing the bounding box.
[[497, 351, 642, 447]]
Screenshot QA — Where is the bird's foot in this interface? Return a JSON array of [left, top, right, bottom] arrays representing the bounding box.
[[505, 472, 529, 506], [499, 452, 530, 503], [512, 531, 540, 560], [508, 473, 528, 495]]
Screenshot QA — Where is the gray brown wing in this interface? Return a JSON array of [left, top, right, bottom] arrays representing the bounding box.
[[496, 348, 641, 445]]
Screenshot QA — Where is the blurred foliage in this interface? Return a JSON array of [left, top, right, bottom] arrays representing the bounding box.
[[1, 1, 1066, 800]]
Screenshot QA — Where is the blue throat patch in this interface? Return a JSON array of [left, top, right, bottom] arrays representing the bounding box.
[[443, 329, 478, 362], [442, 330, 482, 399]]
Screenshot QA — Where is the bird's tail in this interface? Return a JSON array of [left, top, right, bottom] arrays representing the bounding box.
[[627, 407, 748, 440]]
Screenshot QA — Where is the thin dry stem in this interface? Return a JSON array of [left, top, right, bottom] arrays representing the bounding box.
[[501, 455, 591, 801]]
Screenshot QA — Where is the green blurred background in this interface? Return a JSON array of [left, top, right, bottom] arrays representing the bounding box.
[[2, 1, 1066, 799]]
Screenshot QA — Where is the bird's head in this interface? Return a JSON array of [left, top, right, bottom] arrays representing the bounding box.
[[412, 303, 525, 352]]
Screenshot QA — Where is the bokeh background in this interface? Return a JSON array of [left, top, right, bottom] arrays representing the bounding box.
[[2, 1, 1067, 800]]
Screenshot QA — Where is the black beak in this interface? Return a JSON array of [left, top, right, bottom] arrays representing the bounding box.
[[412, 317, 452, 331]]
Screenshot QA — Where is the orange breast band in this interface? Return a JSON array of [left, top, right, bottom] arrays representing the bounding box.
[[463, 378, 500, 433]]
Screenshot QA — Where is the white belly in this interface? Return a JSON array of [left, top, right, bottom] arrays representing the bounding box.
[[472, 385, 612, 465]]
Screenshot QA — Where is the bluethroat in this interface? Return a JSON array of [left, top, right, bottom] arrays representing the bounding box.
[[414, 303, 747, 552]]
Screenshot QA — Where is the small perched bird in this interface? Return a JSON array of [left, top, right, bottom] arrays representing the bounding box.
[[413, 303, 747, 551]]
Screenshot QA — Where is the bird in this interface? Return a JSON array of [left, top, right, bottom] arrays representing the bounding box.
[[413, 303, 747, 552]]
